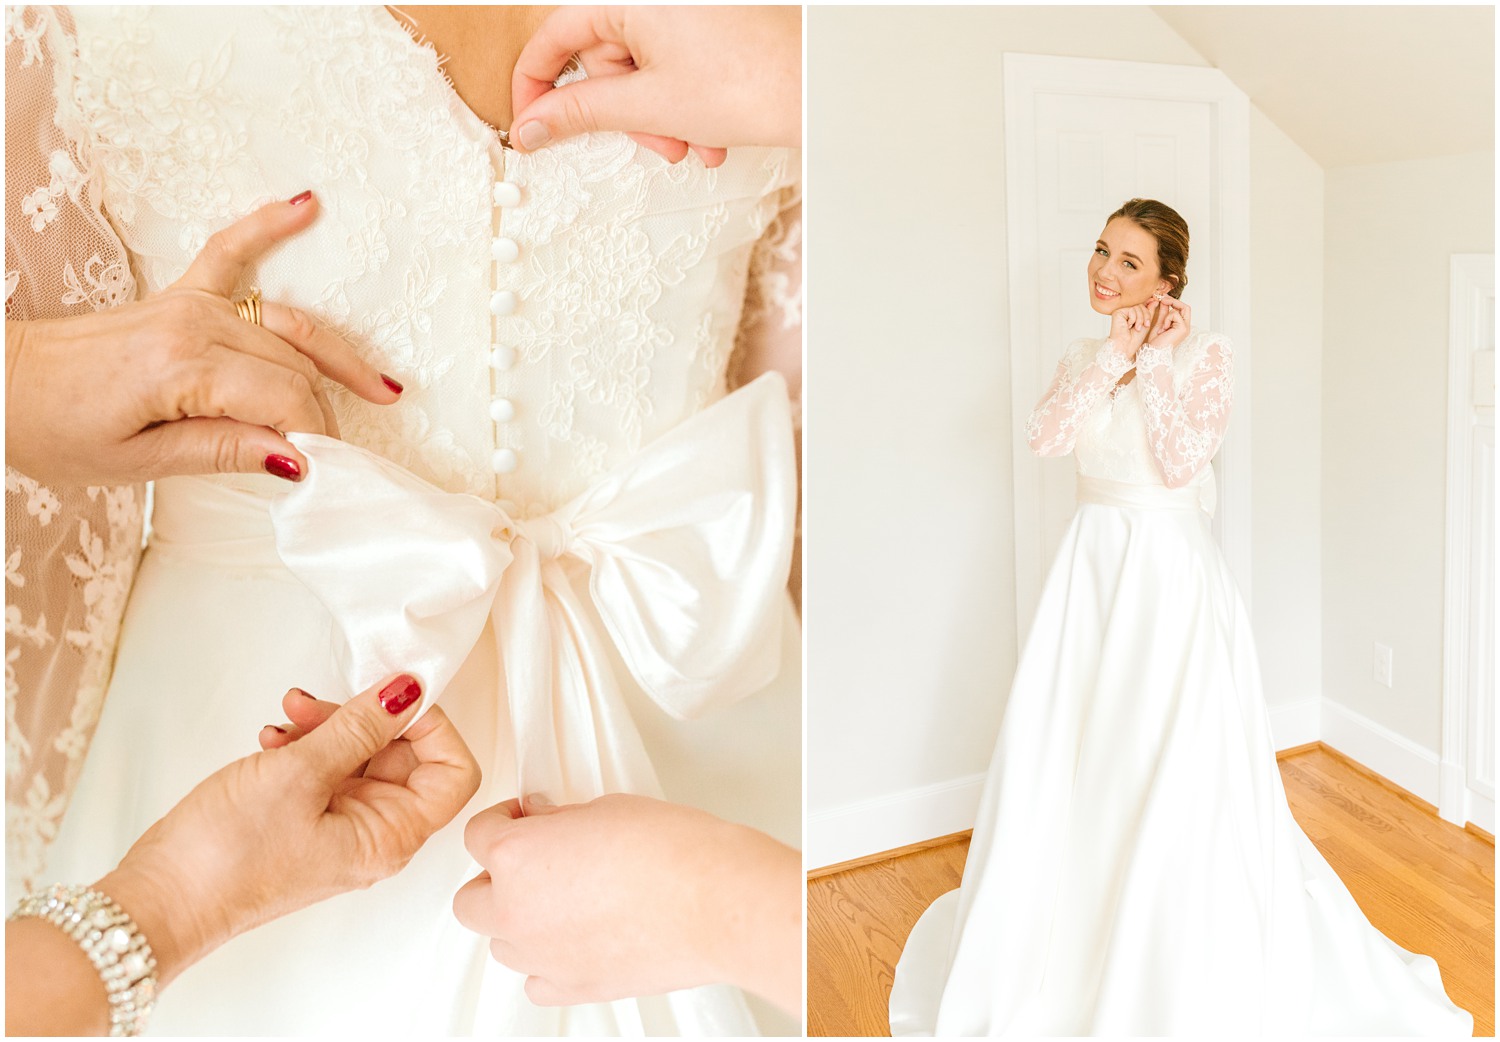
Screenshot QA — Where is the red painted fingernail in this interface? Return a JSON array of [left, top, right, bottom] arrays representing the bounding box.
[[289, 687, 312, 700], [380, 373, 404, 395], [378, 674, 422, 715], [288, 190, 313, 206], [263, 454, 302, 482], [266, 724, 288, 735]]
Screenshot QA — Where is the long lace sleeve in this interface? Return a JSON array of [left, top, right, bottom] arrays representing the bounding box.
[[729, 185, 801, 415], [729, 183, 801, 606], [1024, 337, 1132, 457], [1134, 334, 1234, 488], [5, 6, 145, 902]]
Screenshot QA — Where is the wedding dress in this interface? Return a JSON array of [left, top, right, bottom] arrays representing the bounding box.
[[6, 6, 801, 1036], [888, 334, 1473, 1036]]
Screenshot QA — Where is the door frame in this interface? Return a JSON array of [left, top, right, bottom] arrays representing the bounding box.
[[1440, 252, 1495, 830], [1003, 53, 1252, 628]]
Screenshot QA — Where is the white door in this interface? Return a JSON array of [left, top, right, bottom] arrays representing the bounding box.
[[1441, 254, 1495, 833], [1004, 54, 1251, 639]]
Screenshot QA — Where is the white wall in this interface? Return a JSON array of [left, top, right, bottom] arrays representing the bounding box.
[[1249, 109, 1325, 737], [807, 7, 1328, 867], [1321, 152, 1495, 772]]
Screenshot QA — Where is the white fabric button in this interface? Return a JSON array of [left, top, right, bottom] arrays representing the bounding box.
[[491, 448, 518, 474], [489, 398, 516, 423], [488, 290, 517, 316], [490, 237, 519, 263], [492, 182, 522, 208], [489, 345, 517, 370]]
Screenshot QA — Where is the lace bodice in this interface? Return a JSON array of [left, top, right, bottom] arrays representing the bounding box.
[[4, 5, 799, 893], [1025, 331, 1234, 511], [61, 4, 799, 510]]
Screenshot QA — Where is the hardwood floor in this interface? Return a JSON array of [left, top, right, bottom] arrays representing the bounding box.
[[806, 744, 1494, 1037]]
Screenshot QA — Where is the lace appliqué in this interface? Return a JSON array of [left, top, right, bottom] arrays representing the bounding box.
[[739, 184, 803, 334], [4, 473, 144, 899], [63, 7, 249, 258], [5, 7, 145, 900], [1135, 335, 1234, 487], [730, 185, 802, 428], [1025, 338, 1133, 457]]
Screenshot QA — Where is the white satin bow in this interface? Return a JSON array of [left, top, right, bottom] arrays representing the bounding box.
[[269, 374, 796, 801]]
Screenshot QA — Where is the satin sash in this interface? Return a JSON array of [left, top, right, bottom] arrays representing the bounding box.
[[1077, 474, 1209, 515], [268, 374, 797, 801]]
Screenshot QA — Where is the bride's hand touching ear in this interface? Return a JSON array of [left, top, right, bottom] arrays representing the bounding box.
[[1149, 297, 1192, 352], [1107, 299, 1159, 361]]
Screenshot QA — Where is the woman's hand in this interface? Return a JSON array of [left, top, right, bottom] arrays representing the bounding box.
[[1106, 297, 1161, 362], [4, 193, 401, 487], [1150, 297, 1192, 352], [509, 6, 801, 168], [451, 793, 802, 1014], [95, 675, 480, 989]]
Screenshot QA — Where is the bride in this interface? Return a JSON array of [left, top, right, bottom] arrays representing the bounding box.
[[8, 5, 800, 1036], [888, 199, 1473, 1036]]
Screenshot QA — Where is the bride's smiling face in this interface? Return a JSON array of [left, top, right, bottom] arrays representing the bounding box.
[[1087, 218, 1172, 314]]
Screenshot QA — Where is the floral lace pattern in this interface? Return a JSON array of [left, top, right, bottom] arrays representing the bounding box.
[[1135, 336, 1234, 487], [59, 5, 797, 515], [1026, 331, 1234, 497], [730, 187, 802, 424], [5, 7, 147, 901], [1025, 337, 1133, 457]]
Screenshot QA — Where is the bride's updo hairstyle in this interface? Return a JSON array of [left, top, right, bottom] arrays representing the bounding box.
[[1109, 198, 1189, 299]]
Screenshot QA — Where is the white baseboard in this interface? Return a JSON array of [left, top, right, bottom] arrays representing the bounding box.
[[1440, 760, 1467, 826], [1439, 759, 1494, 832], [1469, 793, 1495, 835], [1319, 697, 1443, 806], [806, 772, 987, 871], [1268, 697, 1321, 751]]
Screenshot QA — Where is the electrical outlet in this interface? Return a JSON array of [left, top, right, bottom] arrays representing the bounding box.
[[1373, 642, 1393, 688]]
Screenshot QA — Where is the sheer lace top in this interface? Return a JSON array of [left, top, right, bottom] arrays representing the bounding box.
[[1025, 332, 1234, 511]]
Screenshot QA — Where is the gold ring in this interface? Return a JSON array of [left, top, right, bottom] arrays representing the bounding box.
[[233, 288, 263, 327]]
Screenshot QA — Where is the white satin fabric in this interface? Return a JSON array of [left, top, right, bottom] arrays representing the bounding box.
[[271, 373, 795, 803], [889, 486, 1473, 1036], [46, 375, 800, 1037]]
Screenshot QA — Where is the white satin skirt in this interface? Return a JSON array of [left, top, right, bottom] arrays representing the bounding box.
[[44, 471, 801, 1037], [888, 476, 1473, 1036]]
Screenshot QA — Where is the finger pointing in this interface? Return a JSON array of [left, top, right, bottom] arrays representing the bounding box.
[[176, 192, 319, 298]]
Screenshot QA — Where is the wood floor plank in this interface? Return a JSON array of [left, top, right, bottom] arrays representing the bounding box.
[[807, 745, 1494, 1037]]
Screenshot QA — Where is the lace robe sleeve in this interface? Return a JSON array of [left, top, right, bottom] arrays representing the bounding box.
[[1134, 334, 1234, 488], [729, 184, 801, 605], [728, 186, 801, 416], [5, 6, 145, 901], [1024, 337, 1132, 457]]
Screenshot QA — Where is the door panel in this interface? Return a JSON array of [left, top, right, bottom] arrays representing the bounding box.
[[1007, 54, 1248, 631]]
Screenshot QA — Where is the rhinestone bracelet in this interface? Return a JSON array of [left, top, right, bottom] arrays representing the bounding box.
[[9, 884, 158, 1036]]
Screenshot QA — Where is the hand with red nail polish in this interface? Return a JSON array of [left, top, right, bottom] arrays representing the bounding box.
[[83, 675, 479, 1008], [450, 793, 800, 1015], [4, 195, 403, 487]]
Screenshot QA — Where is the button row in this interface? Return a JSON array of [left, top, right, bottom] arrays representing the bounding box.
[[491, 178, 522, 475]]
